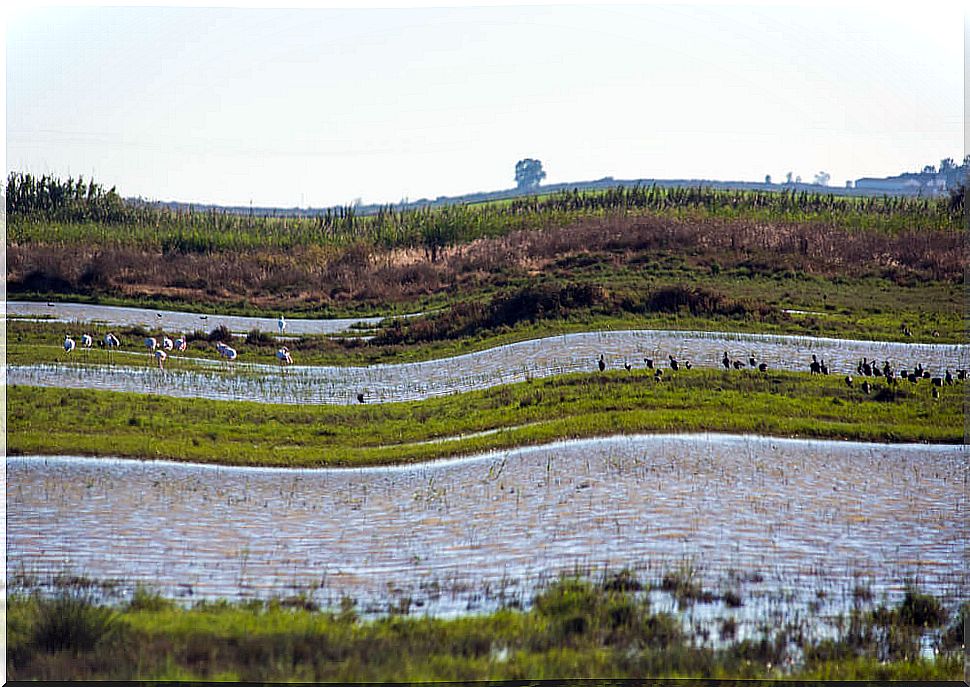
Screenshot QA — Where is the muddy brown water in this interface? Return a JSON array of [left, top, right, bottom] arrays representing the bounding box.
[[7, 434, 967, 623], [8, 329, 968, 404]]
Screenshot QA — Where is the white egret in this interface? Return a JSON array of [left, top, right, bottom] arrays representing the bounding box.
[[219, 345, 238, 365], [276, 346, 293, 366]]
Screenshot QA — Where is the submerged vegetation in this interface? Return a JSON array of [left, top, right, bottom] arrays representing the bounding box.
[[8, 365, 962, 467], [7, 574, 965, 681], [7, 173, 967, 682]]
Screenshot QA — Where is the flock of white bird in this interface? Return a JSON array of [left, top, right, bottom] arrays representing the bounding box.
[[61, 314, 294, 370]]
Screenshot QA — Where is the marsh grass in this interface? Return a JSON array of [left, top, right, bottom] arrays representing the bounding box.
[[7, 365, 963, 466], [8, 188, 965, 327], [6, 574, 964, 682]]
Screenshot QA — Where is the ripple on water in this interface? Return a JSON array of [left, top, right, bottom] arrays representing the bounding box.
[[6, 300, 424, 335], [7, 329, 969, 404], [7, 435, 968, 617]]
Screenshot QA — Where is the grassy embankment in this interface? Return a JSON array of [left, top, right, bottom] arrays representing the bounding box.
[[8, 367, 962, 467], [6, 266, 963, 370], [7, 577, 965, 681], [9, 183, 965, 321]]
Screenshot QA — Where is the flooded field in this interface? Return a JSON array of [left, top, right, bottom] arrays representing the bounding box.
[[8, 435, 967, 625], [6, 300, 423, 335], [8, 329, 969, 405]]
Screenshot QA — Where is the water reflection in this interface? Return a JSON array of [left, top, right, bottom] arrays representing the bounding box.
[[6, 300, 422, 335], [8, 329, 968, 405], [8, 435, 967, 619]]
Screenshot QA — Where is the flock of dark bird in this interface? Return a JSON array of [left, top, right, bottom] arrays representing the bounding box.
[[839, 356, 966, 399], [597, 350, 966, 398]]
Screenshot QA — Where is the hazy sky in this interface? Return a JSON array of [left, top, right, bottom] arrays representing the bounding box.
[[5, 2, 965, 207]]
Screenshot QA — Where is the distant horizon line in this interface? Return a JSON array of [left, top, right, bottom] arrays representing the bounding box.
[[123, 171, 958, 215]]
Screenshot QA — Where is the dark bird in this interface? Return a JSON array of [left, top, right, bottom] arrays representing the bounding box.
[[862, 359, 872, 377], [624, 362, 632, 371], [862, 380, 871, 394], [907, 373, 919, 384], [944, 369, 953, 385], [932, 387, 940, 399], [931, 377, 944, 387], [958, 369, 968, 381], [845, 375, 853, 388], [722, 352, 731, 369], [758, 362, 768, 373], [932, 330, 940, 338], [598, 354, 606, 372], [810, 355, 820, 375], [644, 358, 654, 369], [156, 313, 163, 318], [820, 360, 829, 375], [654, 370, 664, 383], [47, 302, 54, 307], [200, 315, 208, 320], [733, 360, 744, 370], [356, 392, 365, 404], [668, 355, 679, 371], [749, 356, 757, 368], [684, 361, 693, 370]]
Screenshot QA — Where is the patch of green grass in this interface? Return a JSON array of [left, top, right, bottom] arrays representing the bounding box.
[[6, 578, 964, 681], [7, 366, 962, 467]]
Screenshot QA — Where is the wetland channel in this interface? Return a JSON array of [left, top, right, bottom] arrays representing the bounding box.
[[8, 329, 969, 405], [8, 434, 967, 630]]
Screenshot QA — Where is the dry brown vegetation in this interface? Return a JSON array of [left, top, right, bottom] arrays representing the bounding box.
[[7, 214, 965, 310]]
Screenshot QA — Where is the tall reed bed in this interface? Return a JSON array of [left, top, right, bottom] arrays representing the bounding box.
[[9, 173, 965, 258]]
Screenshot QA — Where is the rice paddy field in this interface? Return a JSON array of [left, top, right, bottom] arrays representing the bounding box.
[[6, 183, 969, 681]]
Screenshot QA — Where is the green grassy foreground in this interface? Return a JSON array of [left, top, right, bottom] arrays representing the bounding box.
[[7, 578, 965, 681], [8, 367, 962, 467]]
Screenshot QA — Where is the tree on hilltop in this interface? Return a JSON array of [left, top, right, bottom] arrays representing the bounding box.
[[515, 159, 546, 190]]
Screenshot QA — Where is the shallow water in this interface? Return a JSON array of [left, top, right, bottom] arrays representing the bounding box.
[[6, 300, 422, 335], [8, 435, 967, 620], [8, 329, 969, 404]]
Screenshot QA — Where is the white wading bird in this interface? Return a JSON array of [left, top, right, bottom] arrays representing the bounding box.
[[219, 345, 238, 364], [277, 346, 293, 366]]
